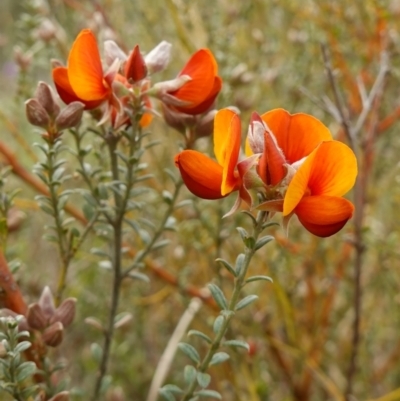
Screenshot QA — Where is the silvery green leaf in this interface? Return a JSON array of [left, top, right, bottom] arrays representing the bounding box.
[[207, 284, 228, 310], [197, 372, 211, 388], [224, 339, 250, 351], [245, 275, 273, 284], [178, 343, 200, 364], [209, 352, 230, 366], [235, 253, 246, 276], [215, 258, 236, 277], [254, 235, 274, 250], [184, 365, 197, 385], [188, 330, 212, 344], [235, 295, 258, 311], [195, 389, 222, 399], [213, 315, 224, 334], [15, 361, 36, 382]]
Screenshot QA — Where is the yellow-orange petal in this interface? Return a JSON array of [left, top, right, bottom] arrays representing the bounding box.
[[175, 76, 222, 115], [261, 109, 332, 164], [283, 141, 357, 215], [175, 150, 225, 199], [213, 109, 241, 195], [170, 49, 217, 107], [295, 196, 354, 237], [52, 67, 104, 110], [68, 29, 110, 101]]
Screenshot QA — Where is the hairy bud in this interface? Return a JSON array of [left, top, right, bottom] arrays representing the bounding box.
[[55, 101, 84, 131], [38, 286, 56, 320], [42, 322, 64, 347], [50, 298, 76, 328], [25, 99, 50, 129], [145, 41, 172, 74], [34, 81, 60, 119], [26, 303, 48, 331]]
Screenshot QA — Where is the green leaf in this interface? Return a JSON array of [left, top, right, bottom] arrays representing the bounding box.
[[15, 361, 36, 382], [207, 284, 228, 310], [209, 352, 230, 366], [161, 384, 183, 394], [254, 235, 274, 250], [151, 239, 171, 251], [90, 343, 103, 363], [127, 271, 150, 283], [195, 389, 222, 399], [184, 365, 197, 385], [235, 253, 246, 276], [224, 339, 250, 351], [197, 372, 211, 388], [235, 295, 258, 311], [244, 236, 256, 249], [236, 227, 248, 241], [188, 330, 212, 344], [215, 258, 236, 277], [14, 341, 31, 353], [159, 389, 176, 401], [213, 315, 225, 334], [245, 275, 273, 284], [178, 343, 200, 364]]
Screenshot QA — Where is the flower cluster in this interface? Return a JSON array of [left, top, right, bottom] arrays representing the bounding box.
[[49, 29, 221, 132], [175, 108, 358, 237]]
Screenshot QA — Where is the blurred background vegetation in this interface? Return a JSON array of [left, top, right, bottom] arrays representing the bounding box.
[[1, 0, 400, 400]]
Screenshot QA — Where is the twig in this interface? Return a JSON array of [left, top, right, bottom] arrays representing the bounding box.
[[321, 44, 355, 149], [146, 297, 203, 401]]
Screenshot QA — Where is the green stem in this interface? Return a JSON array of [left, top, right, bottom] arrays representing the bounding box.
[[46, 140, 70, 306], [181, 211, 267, 401]]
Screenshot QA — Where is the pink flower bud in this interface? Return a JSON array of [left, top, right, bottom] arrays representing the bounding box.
[[34, 81, 60, 119], [26, 303, 48, 331], [144, 41, 172, 74], [25, 99, 50, 129], [55, 101, 85, 131], [42, 321, 64, 347]]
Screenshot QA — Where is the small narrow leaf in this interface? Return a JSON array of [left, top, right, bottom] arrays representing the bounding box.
[[207, 284, 228, 310], [215, 258, 236, 277], [213, 315, 225, 334], [209, 352, 230, 366], [224, 339, 250, 351], [195, 389, 222, 399], [161, 384, 183, 394], [235, 295, 258, 311], [245, 275, 273, 284], [188, 330, 212, 344], [236, 227, 248, 241], [197, 372, 211, 388], [254, 235, 274, 250], [178, 343, 200, 364], [159, 389, 176, 401], [184, 365, 197, 385], [15, 362, 36, 382], [235, 253, 246, 276]]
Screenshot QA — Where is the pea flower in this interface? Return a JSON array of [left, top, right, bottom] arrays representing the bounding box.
[[175, 109, 254, 212], [156, 49, 222, 115], [52, 29, 118, 110]]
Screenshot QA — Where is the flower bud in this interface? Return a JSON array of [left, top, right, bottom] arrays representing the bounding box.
[[55, 101, 85, 131], [6, 208, 26, 233], [124, 45, 147, 83], [48, 391, 70, 401], [14, 46, 32, 71], [26, 303, 48, 331], [42, 322, 64, 347], [104, 40, 127, 67], [161, 103, 192, 134], [38, 286, 56, 320], [25, 99, 50, 128], [34, 81, 60, 119], [50, 298, 76, 328], [36, 19, 57, 43], [145, 41, 172, 74]]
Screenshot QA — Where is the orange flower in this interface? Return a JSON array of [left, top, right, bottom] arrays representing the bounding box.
[[175, 109, 241, 199], [52, 29, 116, 110], [283, 141, 357, 237], [165, 49, 222, 115]]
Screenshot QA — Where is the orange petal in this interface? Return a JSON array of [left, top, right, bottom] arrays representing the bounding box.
[[213, 109, 241, 195], [175, 150, 224, 199], [52, 67, 103, 109], [170, 49, 217, 109], [139, 96, 153, 128], [175, 76, 222, 115], [124, 44, 147, 82], [295, 196, 354, 237], [261, 109, 332, 164], [283, 141, 357, 215], [68, 29, 110, 101]]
